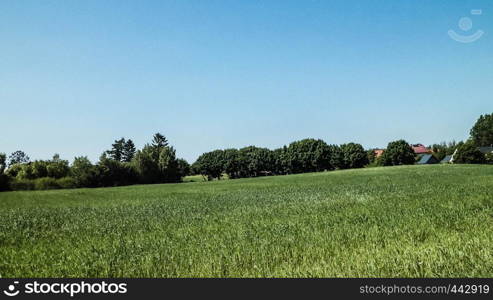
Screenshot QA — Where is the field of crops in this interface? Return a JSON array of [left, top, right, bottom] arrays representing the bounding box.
[[1, 164, 493, 277]]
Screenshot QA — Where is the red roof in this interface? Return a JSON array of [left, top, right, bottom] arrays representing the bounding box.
[[411, 144, 429, 154]]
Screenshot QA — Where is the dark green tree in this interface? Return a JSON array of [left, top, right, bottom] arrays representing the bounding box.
[[152, 133, 168, 149], [284, 139, 331, 173], [8, 150, 30, 166], [122, 139, 136, 162], [380, 140, 416, 166], [71, 156, 99, 187], [193, 150, 225, 180], [223, 148, 241, 179], [339, 143, 369, 169], [107, 138, 126, 161], [176, 158, 191, 178], [470, 113, 493, 146], [453, 141, 485, 164], [0, 153, 6, 174]]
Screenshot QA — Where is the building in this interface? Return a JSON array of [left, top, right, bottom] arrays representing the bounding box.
[[373, 149, 384, 158], [411, 144, 430, 155], [417, 154, 439, 164], [440, 155, 453, 164], [479, 146, 493, 154]]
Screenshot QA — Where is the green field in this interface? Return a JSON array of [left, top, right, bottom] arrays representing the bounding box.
[[1, 164, 493, 277]]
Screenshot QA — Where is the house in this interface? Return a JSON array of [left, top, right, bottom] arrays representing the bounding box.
[[479, 146, 493, 154], [440, 155, 453, 164], [373, 149, 384, 158], [411, 143, 430, 155], [417, 154, 439, 164]]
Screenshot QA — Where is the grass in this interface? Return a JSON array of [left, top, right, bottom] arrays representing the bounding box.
[[1, 164, 493, 277]]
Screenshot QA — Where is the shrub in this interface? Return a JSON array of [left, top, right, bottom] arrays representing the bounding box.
[[339, 143, 369, 169], [0, 174, 10, 191], [9, 178, 36, 191], [34, 177, 61, 190], [380, 140, 416, 166], [484, 152, 493, 164], [284, 139, 331, 173], [454, 141, 486, 164], [71, 156, 99, 187], [56, 177, 77, 189]]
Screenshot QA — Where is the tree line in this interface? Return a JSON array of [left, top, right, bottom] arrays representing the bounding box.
[[1, 113, 492, 191], [0, 133, 190, 191]]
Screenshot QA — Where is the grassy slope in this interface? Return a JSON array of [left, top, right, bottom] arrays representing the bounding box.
[[1, 164, 493, 277]]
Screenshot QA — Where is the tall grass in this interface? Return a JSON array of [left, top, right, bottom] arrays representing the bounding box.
[[1, 164, 493, 277]]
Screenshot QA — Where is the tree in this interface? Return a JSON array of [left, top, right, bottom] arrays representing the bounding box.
[[8, 150, 30, 166], [284, 139, 331, 173], [327, 144, 343, 170], [485, 152, 493, 164], [193, 150, 225, 180], [71, 156, 99, 187], [0, 153, 6, 174], [339, 143, 369, 169], [46, 154, 70, 179], [176, 159, 191, 178], [0, 153, 9, 191], [237, 146, 274, 177], [107, 138, 126, 161], [133, 134, 181, 184], [97, 153, 138, 186], [453, 141, 485, 164], [470, 113, 493, 146], [122, 139, 136, 162], [152, 133, 168, 149], [223, 148, 241, 179], [380, 140, 416, 166]]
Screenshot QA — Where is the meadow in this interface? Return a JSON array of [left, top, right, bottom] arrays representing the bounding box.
[[1, 164, 493, 277]]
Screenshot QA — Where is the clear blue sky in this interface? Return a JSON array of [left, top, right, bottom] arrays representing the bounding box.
[[1, 0, 492, 163]]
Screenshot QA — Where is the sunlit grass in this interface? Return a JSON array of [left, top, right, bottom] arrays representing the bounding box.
[[1, 164, 493, 277]]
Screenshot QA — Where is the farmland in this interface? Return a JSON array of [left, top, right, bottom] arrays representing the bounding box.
[[1, 164, 493, 277]]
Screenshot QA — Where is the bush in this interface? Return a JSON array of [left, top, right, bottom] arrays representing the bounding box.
[[380, 140, 416, 166], [71, 156, 99, 187], [0, 174, 10, 191], [34, 177, 61, 190], [339, 143, 369, 169], [56, 177, 77, 189], [454, 141, 485, 164], [284, 139, 332, 173], [486, 152, 493, 164], [9, 178, 36, 191]]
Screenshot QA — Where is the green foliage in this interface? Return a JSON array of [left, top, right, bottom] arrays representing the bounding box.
[[454, 141, 486, 164], [97, 154, 138, 187], [430, 141, 459, 161], [46, 154, 70, 179], [122, 139, 136, 162], [485, 152, 493, 164], [2, 165, 493, 277], [193, 150, 225, 181], [0, 153, 6, 173], [9, 178, 35, 190], [470, 113, 493, 146], [176, 159, 191, 178], [237, 146, 274, 177], [284, 139, 331, 173], [8, 150, 30, 166], [71, 156, 99, 187], [132, 143, 181, 184], [107, 138, 136, 162], [339, 143, 369, 169], [380, 140, 416, 166], [107, 138, 126, 161]]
